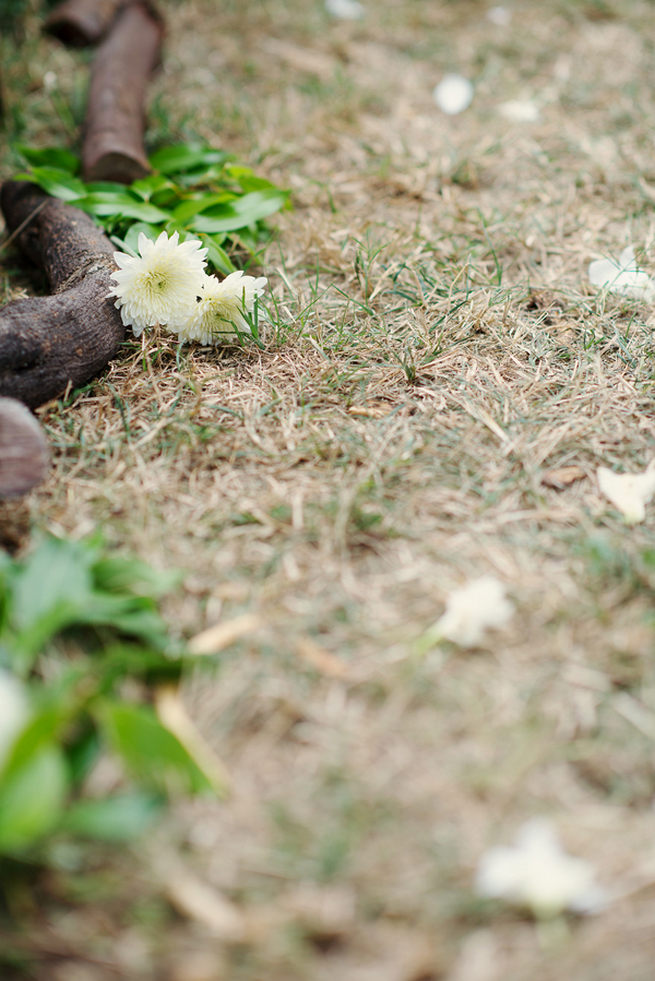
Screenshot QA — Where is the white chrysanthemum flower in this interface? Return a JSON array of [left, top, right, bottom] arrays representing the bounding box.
[[597, 462, 655, 524], [109, 231, 208, 338], [476, 819, 608, 918], [433, 575, 514, 647], [177, 270, 267, 345], [0, 670, 30, 770]]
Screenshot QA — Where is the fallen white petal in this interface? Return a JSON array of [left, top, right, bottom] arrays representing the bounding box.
[[487, 5, 511, 27], [476, 819, 608, 918], [325, 0, 364, 19], [588, 245, 655, 302], [597, 463, 655, 524], [433, 74, 474, 115], [498, 99, 540, 123], [434, 575, 513, 647]]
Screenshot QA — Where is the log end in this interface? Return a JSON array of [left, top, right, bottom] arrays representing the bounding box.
[[83, 150, 150, 185], [44, 17, 98, 47], [0, 398, 49, 498]]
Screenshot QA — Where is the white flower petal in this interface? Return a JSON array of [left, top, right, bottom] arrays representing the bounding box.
[[476, 819, 608, 918], [325, 0, 364, 19], [434, 575, 513, 647], [498, 99, 540, 123], [487, 6, 511, 27], [588, 245, 655, 302], [433, 74, 474, 115], [597, 463, 655, 524]]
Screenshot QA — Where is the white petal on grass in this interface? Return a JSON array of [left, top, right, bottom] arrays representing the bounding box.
[[597, 462, 655, 524], [177, 270, 267, 345], [588, 245, 655, 302], [434, 575, 513, 647], [0, 670, 30, 768], [476, 819, 608, 918], [109, 230, 208, 338], [498, 99, 540, 123], [433, 74, 474, 115], [487, 6, 511, 27], [325, 0, 364, 19]]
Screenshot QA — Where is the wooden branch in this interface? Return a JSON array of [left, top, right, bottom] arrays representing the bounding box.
[[0, 181, 126, 410], [0, 398, 49, 498], [82, 2, 164, 183], [45, 0, 135, 47]]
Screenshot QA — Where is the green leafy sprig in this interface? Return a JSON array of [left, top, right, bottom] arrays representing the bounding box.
[[14, 143, 290, 275], [0, 534, 225, 860]]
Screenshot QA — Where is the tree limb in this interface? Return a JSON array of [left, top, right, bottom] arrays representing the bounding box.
[[0, 181, 127, 410], [45, 0, 136, 47], [82, 2, 164, 183], [0, 397, 49, 498]]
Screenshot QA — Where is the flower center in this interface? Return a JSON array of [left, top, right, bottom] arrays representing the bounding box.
[[140, 270, 169, 295]]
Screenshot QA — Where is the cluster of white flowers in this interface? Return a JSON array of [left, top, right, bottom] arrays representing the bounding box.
[[108, 231, 267, 345]]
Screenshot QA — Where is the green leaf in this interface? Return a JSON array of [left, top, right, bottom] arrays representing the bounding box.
[[117, 222, 162, 255], [19, 166, 86, 202], [149, 145, 229, 176], [100, 702, 214, 795], [198, 234, 236, 275], [172, 192, 236, 224], [14, 144, 79, 174], [224, 164, 277, 193], [130, 174, 176, 202], [189, 189, 288, 234], [60, 792, 163, 842], [9, 537, 96, 667], [76, 193, 170, 223], [91, 554, 180, 598], [0, 744, 68, 854]]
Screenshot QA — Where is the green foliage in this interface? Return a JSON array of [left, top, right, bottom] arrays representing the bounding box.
[[14, 143, 290, 275], [0, 534, 222, 863]]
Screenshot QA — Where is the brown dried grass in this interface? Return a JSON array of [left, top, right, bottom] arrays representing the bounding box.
[[3, 0, 655, 978]]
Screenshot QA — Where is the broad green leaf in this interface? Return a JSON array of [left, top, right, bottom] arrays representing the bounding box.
[[14, 144, 79, 174], [199, 234, 236, 275], [100, 701, 213, 795], [190, 189, 288, 234], [72, 592, 170, 648], [9, 537, 95, 665], [60, 792, 163, 842], [19, 166, 86, 201], [76, 193, 170, 223], [224, 164, 277, 193], [130, 174, 176, 201], [149, 145, 229, 176], [0, 744, 68, 854], [92, 554, 180, 598], [172, 192, 236, 224], [119, 222, 162, 255]]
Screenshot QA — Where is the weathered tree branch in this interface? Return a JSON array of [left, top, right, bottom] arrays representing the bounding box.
[[0, 397, 49, 498], [82, 2, 164, 183], [45, 0, 135, 47], [0, 181, 126, 410]]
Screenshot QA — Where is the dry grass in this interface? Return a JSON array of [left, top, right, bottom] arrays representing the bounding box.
[[3, 0, 655, 978]]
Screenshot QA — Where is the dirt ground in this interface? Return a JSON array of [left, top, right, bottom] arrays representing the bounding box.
[[3, 0, 655, 978]]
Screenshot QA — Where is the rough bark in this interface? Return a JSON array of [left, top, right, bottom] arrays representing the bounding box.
[[0, 398, 49, 498], [0, 181, 126, 410], [45, 0, 135, 47], [82, 2, 164, 183]]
